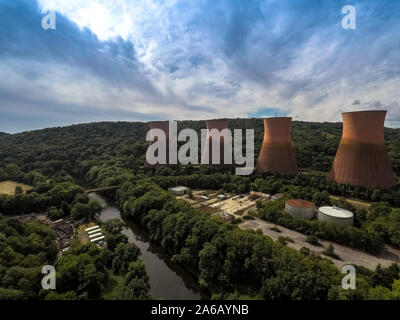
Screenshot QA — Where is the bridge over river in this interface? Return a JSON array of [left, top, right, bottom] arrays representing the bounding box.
[[86, 186, 120, 193]]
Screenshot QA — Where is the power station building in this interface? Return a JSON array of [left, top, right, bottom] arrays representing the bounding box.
[[168, 186, 191, 196], [318, 206, 354, 227], [144, 121, 171, 167], [257, 117, 298, 175], [201, 119, 232, 167], [285, 199, 314, 220], [329, 110, 396, 188]]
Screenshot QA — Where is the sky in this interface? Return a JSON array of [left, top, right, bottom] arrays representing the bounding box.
[[0, 0, 400, 133]]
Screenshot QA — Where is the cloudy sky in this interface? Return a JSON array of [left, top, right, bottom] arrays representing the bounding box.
[[1, 0, 399, 133]]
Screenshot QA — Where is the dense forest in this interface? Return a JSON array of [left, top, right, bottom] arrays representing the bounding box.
[[0, 119, 399, 180], [0, 216, 150, 300], [0, 119, 399, 206], [1, 119, 400, 300]]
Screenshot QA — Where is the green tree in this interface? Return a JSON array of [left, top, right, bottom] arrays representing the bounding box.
[[48, 207, 65, 220], [104, 219, 125, 235], [71, 200, 101, 221], [122, 260, 151, 299], [112, 243, 141, 274], [368, 286, 396, 300], [14, 186, 23, 195]]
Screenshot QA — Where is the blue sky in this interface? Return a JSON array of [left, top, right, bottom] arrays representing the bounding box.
[[0, 0, 400, 133]]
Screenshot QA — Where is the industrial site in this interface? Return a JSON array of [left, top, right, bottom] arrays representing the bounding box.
[[161, 110, 399, 271], [146, 110, 397, 189], [2, 0, 400, 308]]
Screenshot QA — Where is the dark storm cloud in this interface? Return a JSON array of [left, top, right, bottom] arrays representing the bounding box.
[[0, 0, 154, 90]]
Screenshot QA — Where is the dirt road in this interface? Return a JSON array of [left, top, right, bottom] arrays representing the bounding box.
[[239, 218, 400, 270]]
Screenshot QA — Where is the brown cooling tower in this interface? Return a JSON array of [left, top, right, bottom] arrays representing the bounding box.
[[201, 119, 232, 167], [144, 121, 171, 167], [256, 117, 298, 175], [329, 110, 396, 188]]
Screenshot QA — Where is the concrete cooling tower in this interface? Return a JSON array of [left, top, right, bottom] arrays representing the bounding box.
[[256, 117, 298, 175], [201, 119, 232, 167], [329, 110, 396, 188], [144, 121, 171, 167]]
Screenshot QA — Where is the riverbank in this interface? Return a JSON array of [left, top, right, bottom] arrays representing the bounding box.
[[89, 192, 207, 300]]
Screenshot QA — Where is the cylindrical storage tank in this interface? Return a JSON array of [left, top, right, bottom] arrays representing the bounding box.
[[285, 199, 314, 220], [144, 121, 171, 167], [201, 119, 232, 167], [257, 117, 298, 175], [318, 206, 354, 227], [329, 110, 396, 188]]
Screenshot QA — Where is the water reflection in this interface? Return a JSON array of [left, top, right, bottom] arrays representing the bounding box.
[[89, 192, 206, 300]]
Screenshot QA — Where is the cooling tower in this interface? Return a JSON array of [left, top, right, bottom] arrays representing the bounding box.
[[144, 121, 171, 167], [201, 119, 232, 166], [329, 110, 396, 188], [256, 117, 298, 175]]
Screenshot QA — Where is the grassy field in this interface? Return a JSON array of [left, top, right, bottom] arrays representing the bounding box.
[[0, 180, 33, 195], [77, 222, 98, 244]]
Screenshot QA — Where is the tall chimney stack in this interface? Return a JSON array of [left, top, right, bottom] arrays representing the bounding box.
[[257, 117, 298, 175], [329, 110, 396, 188]]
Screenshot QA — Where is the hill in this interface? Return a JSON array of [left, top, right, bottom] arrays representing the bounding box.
[[0, 119, 399, 180]]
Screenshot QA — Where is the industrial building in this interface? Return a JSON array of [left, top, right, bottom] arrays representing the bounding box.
[[201, 119, 232, 167], [256, 117, 298, 175], [85, 225, 100, 232], [144, 121, 172, 167], [329, 110, 396, 188], [89, 232, 103, 239], [168, 186, 191, 196], [217, 194, 227, 200], [91, 235, 105, 245], [87, 228, 101, 236], [249, 191, 270, 200], [285, 199, 314, 220], [318, 206, 354, 227], [271, 193, 283, 201]]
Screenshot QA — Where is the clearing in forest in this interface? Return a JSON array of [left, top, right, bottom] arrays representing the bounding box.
[[0, 180, 33, 195]]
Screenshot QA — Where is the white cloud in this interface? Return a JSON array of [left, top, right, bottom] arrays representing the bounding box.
[[3, 0, 400, 131]]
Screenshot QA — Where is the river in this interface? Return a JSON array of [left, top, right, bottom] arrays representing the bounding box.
[[89, 193, 206, 300]]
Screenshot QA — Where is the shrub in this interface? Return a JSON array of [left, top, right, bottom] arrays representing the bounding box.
[[306, 234, 320, 246]]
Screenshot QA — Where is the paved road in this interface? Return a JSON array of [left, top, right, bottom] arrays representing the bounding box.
[[239, 218, 400, 270]]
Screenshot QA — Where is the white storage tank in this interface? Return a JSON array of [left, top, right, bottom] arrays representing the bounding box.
[[285, 199, 314, 220], [318, 206, 353, 227]]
